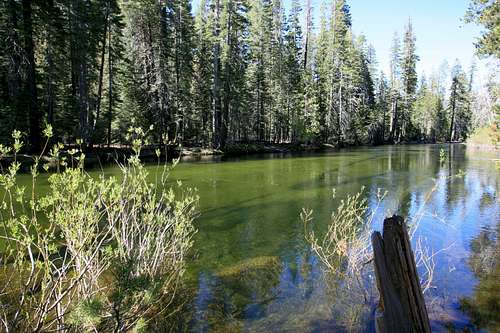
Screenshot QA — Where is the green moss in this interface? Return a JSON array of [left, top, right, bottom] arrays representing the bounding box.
[[459, 223, 500, 332], [459, 265, 500, 332], [216, 256, 282, 301], [217, 256, 281, 278]]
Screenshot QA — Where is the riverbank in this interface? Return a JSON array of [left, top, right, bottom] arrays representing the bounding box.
[[186, 142, 326, 156], [4, 139, 495, 172], [466, 143, 500, 151], [0, 141, 328, 171], [466, 126, 499, 151]]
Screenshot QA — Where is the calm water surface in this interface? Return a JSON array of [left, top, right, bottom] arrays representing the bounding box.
[[26, 144, 500, 331], [168, 144, 499, 332]]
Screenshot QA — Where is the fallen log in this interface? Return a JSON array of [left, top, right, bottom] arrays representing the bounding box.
[[372, 215, 431, 333]]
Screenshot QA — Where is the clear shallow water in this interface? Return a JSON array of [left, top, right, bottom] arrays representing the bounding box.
[[16, 144, 500, 332], [173, 144, 499, 332]]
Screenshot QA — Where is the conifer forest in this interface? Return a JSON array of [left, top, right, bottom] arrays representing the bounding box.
[[0, 0, 499, 332], [1, 0, 497, 151]]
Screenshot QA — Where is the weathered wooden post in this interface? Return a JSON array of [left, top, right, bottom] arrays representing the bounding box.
[[371, 215, 431, 333]]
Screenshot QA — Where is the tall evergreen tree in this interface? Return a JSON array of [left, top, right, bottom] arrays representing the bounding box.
[[283, 0, 303, 142], [246, 0, 272, 141], [465, 0, 500, 58], [448, 62, 471, 141], [400, 19, 418, 139], [388, 31, 402, 142], [372, 72, 389, 144], [0, 0, 484, 150], [171, 0, 195, 142], [313, 6, 330, 143], [192, 0, 214, 144], [220, 0, 249, 144]]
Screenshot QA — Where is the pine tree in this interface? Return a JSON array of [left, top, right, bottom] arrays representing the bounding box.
[[171, 0, 195, 142], [104, 0, 124, 146], [448, 62, 471, 141], [220, 0, 249, 144], [434, 95, 448, 141], [465, 0, 500, 58], [121, 0, 173, 144], [388, 31, 401, 142], [302, 0, 315, 142], [373, 71, 390, 144], [37, 0, 70, 136], [21, 0, 41, 151], [400, 19, 419, 140], [283, 0, 303, 142], [328, 0, 351, 145], [192, 0, 214, 144], [313, 6, 330, 143], [0, 0, 25, 142], [413, 74, 432, 139], [352, 34, 375, 143], [246, 0, 272, 141], [267, 0, 285, 142]]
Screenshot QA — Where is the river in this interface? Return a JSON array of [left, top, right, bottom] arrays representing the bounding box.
[[16, 144, 500, 332]]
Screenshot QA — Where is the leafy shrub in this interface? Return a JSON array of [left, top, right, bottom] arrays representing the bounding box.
[[0, 126, 198, 332]]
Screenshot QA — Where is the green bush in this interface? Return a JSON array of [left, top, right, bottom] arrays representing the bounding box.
[[0, 126, 198, 332], [467, 125, 499, 146]]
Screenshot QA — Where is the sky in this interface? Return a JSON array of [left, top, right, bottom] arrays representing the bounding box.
[[193, 0, 490, 82], [345, 0, 484, 77]]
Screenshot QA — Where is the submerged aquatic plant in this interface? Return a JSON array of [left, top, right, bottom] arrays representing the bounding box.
[[0, 127, 198, 332], [301, 187, 387, 331], [302, 187, 387, 281], [439, 148, 447, 163], [459, 223, 500, 332], [302, 173, 466, 331]]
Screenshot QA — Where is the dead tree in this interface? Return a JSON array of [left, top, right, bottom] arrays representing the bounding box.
[[371, 215, 431, 333]]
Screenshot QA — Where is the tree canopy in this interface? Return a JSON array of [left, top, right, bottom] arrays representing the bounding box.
[[0, 0, 496, 151]]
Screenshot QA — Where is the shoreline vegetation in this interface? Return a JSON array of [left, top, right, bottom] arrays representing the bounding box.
[[0, 0, 498, 329], [466, 125, 500, 150], [0, 128, 199, 331], [1, 0, 497, 160], [1, 138, 498, 172]]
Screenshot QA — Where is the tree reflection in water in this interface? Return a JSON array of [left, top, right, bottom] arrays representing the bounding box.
[[459, 222, 500, 332]]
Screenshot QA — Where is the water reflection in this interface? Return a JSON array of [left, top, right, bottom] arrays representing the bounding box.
[[169, 145, 499, 332], [157, 145, 499, 331], [6, 145, 497, 331], [188, 251, 375, 332], [458, 223, 500, 332]]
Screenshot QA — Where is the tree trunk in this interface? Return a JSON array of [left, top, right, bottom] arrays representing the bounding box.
[[107, 25, 113, 147], [158, 0, 170, 144], [22, 0, 41, 152], [449, 86, 456, 142], [69, 0, 90, 147], [338, 69, 343, 145], [212, 0, 222, 149], [372, 215, 431, 333], [94, 1, 110, 133], [174, 1, 182, 141], [302, 0, 311, 125], [381, 102, 386, 142], [303, 0, 311, 71], [45, 36, 55, 127], [6, 0, 23, 130], [389, 97, 398, 143], [221, 1, 232, 148]]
